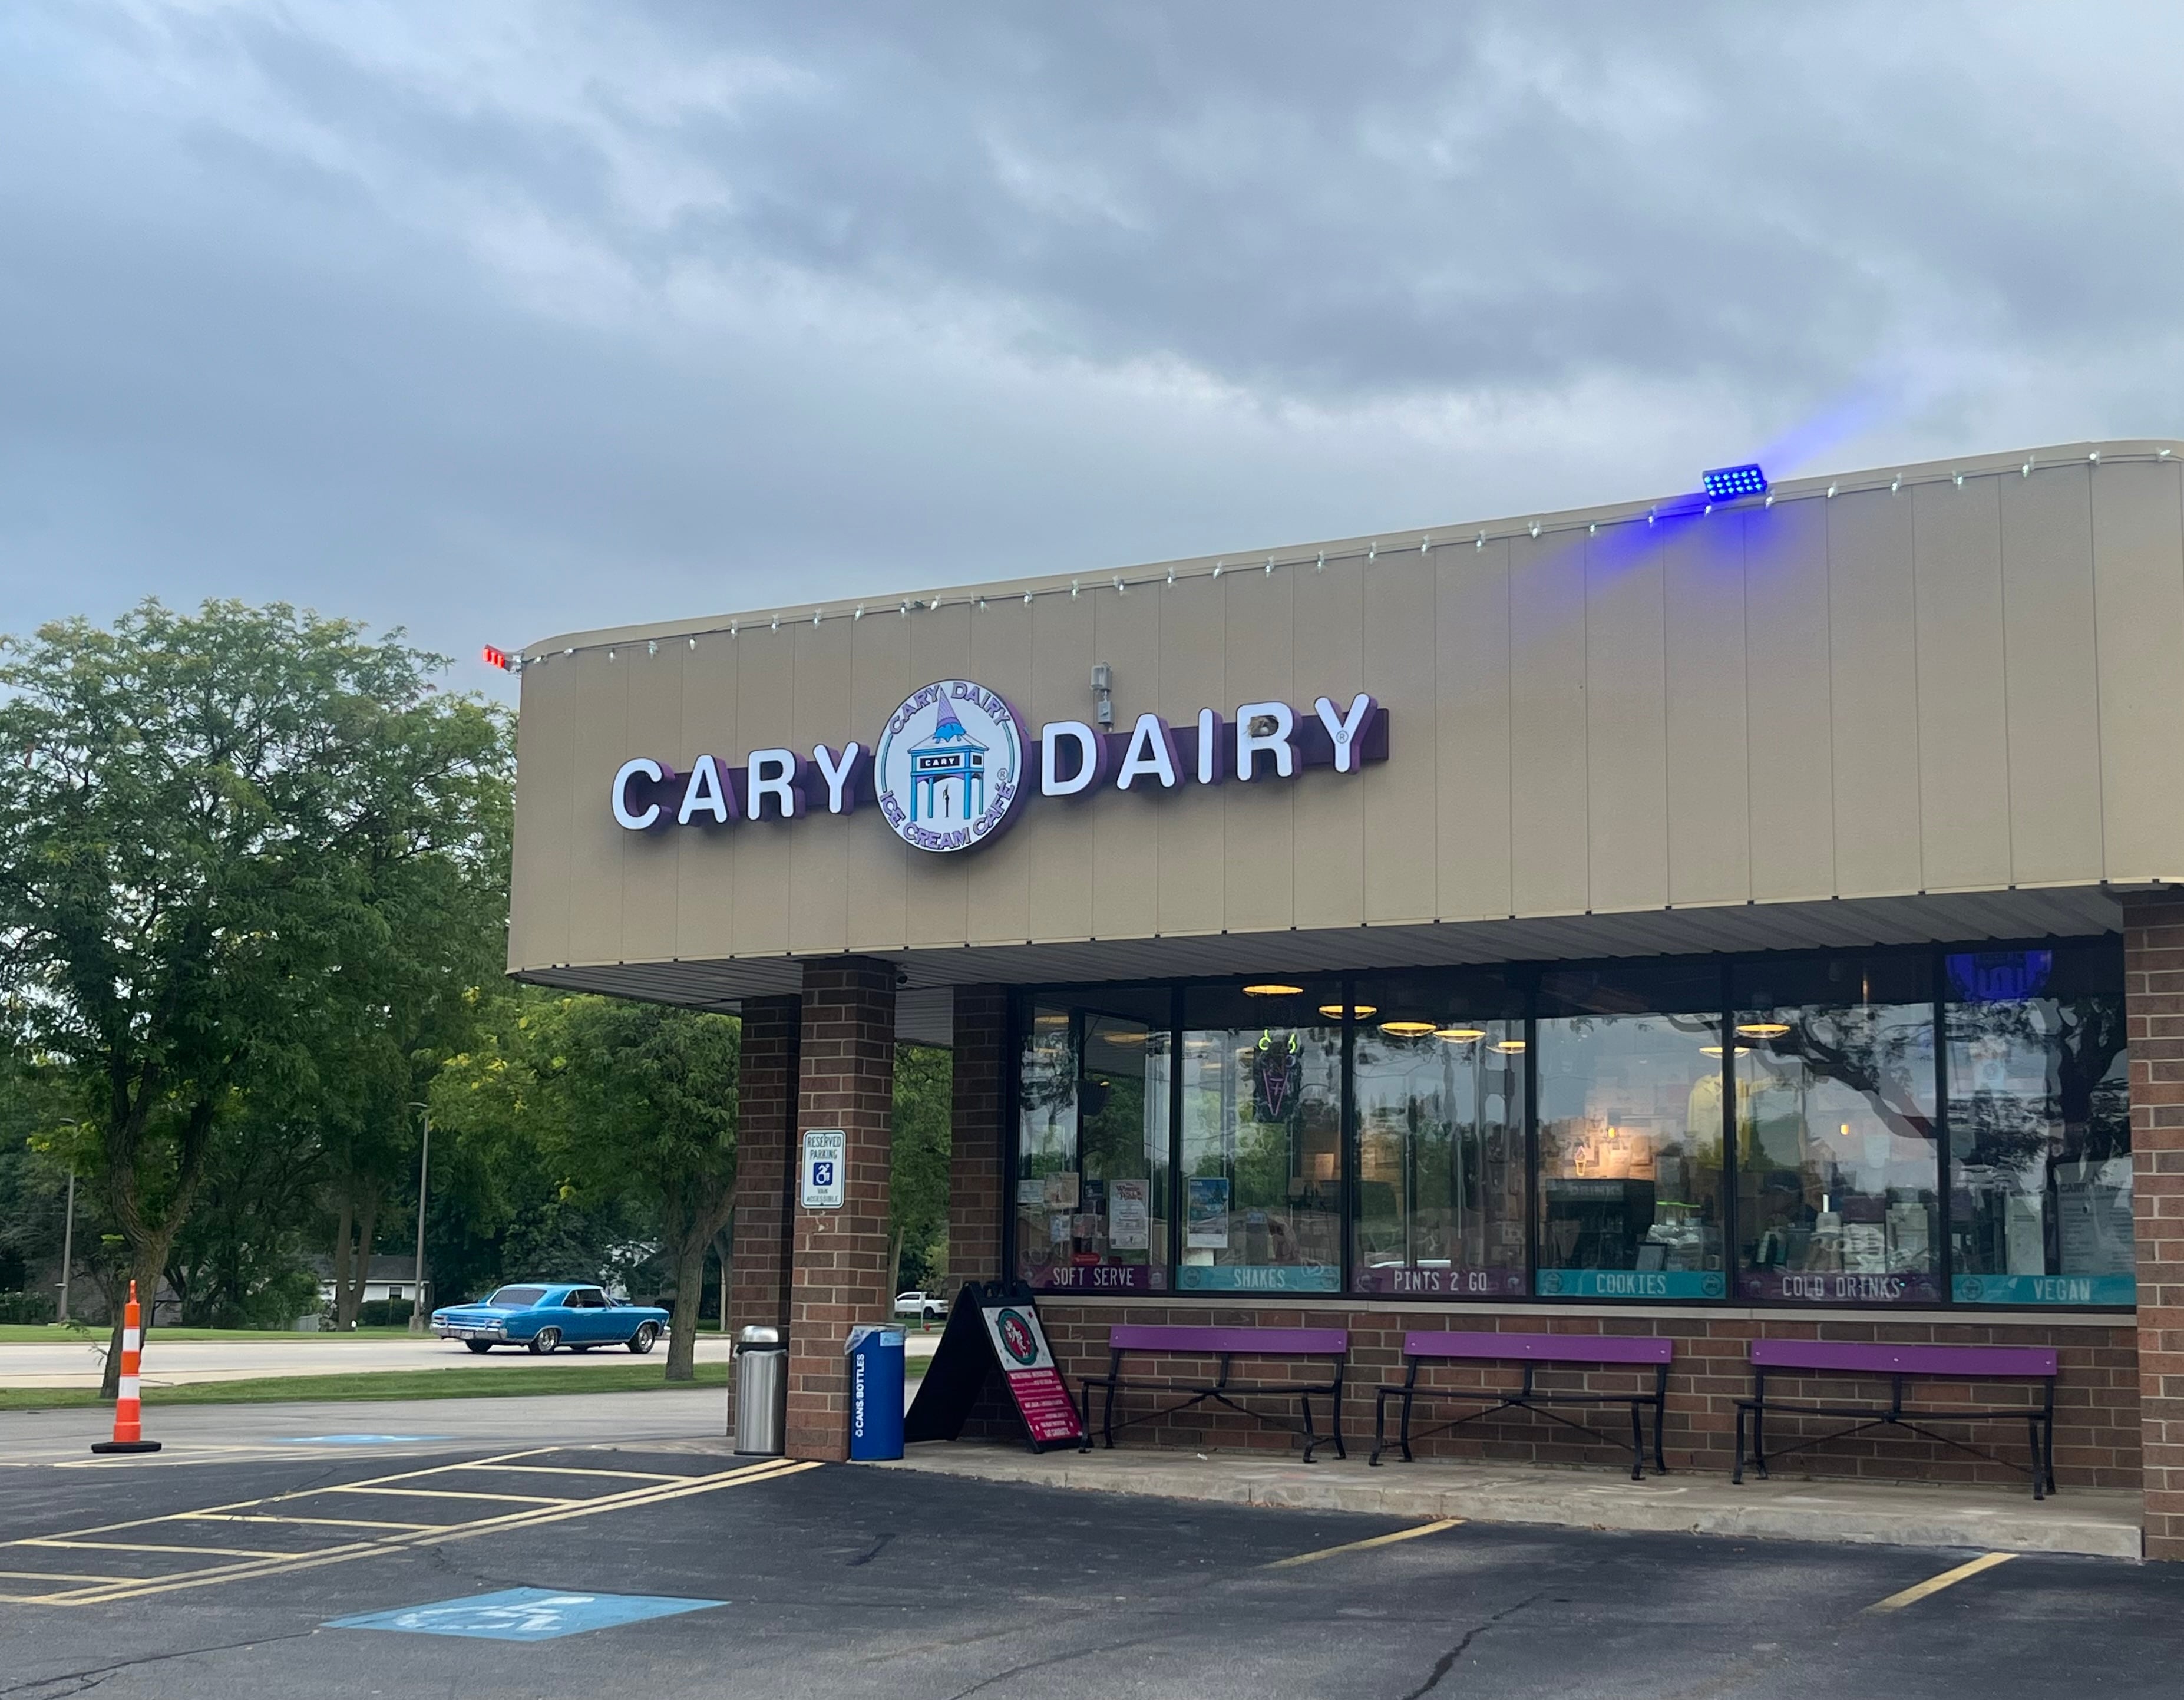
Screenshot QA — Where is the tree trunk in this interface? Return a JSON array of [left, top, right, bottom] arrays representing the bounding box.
[[663, 1229, 708, 1383], [332, 1187, 379, 1329], [98, 1245, 171, 1401], [330, 1194, 353, 1326]]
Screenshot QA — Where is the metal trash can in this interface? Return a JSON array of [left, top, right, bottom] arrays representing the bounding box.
[[733, 1325, 788, 1457], [845, 1324, 906, 1460]]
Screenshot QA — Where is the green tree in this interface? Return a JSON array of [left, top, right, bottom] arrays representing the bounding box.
[[0, 601, 507, 1392], [890, 1044, 951, 1293], [435, 991, 740, 1382]]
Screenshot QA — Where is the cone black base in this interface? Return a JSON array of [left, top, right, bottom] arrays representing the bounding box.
[[90, 1440, 162, 1454]]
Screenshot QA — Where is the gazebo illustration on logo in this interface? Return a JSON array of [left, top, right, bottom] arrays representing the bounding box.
[[909, 704, 987, 824]]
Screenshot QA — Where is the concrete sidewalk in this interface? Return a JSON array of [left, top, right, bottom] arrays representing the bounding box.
[[879, 1441, 2143, 1560]]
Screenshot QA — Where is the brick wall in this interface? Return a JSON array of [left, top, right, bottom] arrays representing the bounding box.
[[729, 995, 800, 1340], [1034, 1300, 2138, 1492], [786, 959, 897, 1463], [948, 986, 1007, 1290], [2127, 896, 2184, 1559]]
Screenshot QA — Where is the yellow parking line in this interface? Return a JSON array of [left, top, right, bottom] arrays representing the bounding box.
[[1866, 1552, 2017, 1613], [6, 1447, 566, 1544], [324, 1486, 574, 1506], [190, 1514, 440, 1531], [457, 1464, 688, 1483], [44, 1458, 823, 1607], [1264, 1518, 1465, 1569], [22, 1540, 292, 1559], [0, 1569, 150, 1584]]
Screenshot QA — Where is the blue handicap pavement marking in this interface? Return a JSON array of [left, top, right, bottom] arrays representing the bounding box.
[[277, 1434, 450, 1445], [326, 1587, 726, 1642]]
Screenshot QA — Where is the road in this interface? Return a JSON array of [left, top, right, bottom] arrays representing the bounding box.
[[0, 1331, 940, 1388], [0, 1415, 2173, 1699]]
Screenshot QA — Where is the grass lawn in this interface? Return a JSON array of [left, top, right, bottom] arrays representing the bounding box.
[[0, 1361, 731, 1412], [0, 1325, 417, 1344]]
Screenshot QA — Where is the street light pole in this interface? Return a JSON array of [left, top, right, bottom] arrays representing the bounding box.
[[54, 1120, 78, 1326], [407, 1103, 431, 1336], [58, 1170, 76, 1325]]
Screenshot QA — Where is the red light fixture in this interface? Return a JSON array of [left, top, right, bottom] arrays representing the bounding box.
[[482, 645, 513, 671]]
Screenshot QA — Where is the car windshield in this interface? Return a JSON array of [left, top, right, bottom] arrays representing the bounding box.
[[486, 1286, 547, 1308]]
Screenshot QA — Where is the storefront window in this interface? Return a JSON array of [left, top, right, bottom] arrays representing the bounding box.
[[1948, 945, 2132, 1306], [1537, 965, 1725, 1299], [1732, 956, 1940, 1305], [1178, 982, 1343, 1292], [1352, 971, 1527, 1297], [1012, 989, 1172, 1292]]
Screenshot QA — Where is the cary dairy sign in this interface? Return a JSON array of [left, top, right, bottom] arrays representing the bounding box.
[[610, 681, 1389, 855]]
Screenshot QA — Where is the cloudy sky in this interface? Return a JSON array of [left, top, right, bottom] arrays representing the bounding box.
[[4, 3, 2180, 694]]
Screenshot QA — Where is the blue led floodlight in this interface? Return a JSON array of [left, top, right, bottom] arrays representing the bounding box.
[[1701, 463, 1769, 501]]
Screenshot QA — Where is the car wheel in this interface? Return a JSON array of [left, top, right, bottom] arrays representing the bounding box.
[[464, 1340, 493, 1355], [528, 1327, 560, 1355], [627, 1321, 659, 1355]]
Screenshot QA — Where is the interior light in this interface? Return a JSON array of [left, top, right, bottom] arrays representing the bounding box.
[[1379, 1020, 1437, 1038], [1243, 983, 1304, 998], [1492, 1039, 1527, 1054], [1433, 1026, 1487, 1042], [1099, 1029, 1148, 1045], [1734, 1021, 1792, 1039], [1319, 1003, 1377, 1021], [1700, 1044, 1752, 1057], [1702, 463, 1768, 501]]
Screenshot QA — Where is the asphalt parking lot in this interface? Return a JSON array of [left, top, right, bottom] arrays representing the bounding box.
[[0, 1440, 2176, 1699]]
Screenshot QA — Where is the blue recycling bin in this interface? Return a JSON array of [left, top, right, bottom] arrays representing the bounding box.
[[846, 1325, 906, 1460]]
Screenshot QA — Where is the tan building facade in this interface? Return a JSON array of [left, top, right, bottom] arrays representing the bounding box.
[[508, 440, 2184, 1556]]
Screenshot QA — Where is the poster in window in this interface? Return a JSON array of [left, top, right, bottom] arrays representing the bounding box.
[[1108, 1179, 1151, 1252], [1186, 1177, 1231, 1249], [1041, 1171, 1081, 1209]]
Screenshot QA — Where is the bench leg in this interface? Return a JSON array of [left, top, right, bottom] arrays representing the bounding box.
[[1299, 1393, 1319, 1464], [1077, 1380, 1093, 1454], [1330, 1388, 1346, 1461], [1752, 1399, 1770, 1480], [2028, 1414, 2046, 1501], [1732, 1403, 1746, 1486], [1371, 1388, 1387, 1467], [1628, 1398, 1644, 1482], [1103, 1378, 1119, 1450]]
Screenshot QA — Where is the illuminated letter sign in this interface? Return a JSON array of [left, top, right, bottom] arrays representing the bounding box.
[[610, 680, 1386, 853]]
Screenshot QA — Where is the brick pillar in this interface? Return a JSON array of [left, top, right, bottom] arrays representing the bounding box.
[[948, 986, 1009, 1290], [729, 995, 800, 1335], [2127, 896, 2184, 1560], [785, 958, 896, 1462]]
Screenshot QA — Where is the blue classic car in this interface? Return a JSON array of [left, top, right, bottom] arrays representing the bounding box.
[[431, 1283, 668, 1355]]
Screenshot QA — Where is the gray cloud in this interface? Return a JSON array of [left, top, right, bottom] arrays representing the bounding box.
[[3, 2, 2181, 687]]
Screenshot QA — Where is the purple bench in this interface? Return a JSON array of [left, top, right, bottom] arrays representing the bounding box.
[[1078, 1325, 1350, 1462], [1370, 1331, 1674, 1480], [1734, 1340, 2059, 1499]]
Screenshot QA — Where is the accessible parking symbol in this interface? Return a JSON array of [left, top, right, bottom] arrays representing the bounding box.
[[326, 1587, 723, 1642]]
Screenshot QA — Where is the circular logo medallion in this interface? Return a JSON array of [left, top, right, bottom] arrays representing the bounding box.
[[996, 1309, 1040, 1366], [873, 680, 1026, 853]]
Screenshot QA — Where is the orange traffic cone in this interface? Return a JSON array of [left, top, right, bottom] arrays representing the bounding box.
[[91, 1280, 162, 1455]]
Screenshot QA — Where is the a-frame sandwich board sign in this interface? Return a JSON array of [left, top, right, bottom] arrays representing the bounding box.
[[903, 1280, 1084, 1454]]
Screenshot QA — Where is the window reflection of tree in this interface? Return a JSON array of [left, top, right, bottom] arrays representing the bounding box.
[[1948, 996, 2127, 1178], [1753, 1006, 1935, 1147]]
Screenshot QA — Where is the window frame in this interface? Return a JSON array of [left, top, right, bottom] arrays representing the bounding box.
[[999, 933, 2130, 1313]]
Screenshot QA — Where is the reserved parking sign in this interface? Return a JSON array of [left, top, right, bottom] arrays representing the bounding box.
[[800, 1128, 846, 1209]]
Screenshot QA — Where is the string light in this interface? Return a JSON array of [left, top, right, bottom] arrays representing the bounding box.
[[520, 450, 2178, 661]]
